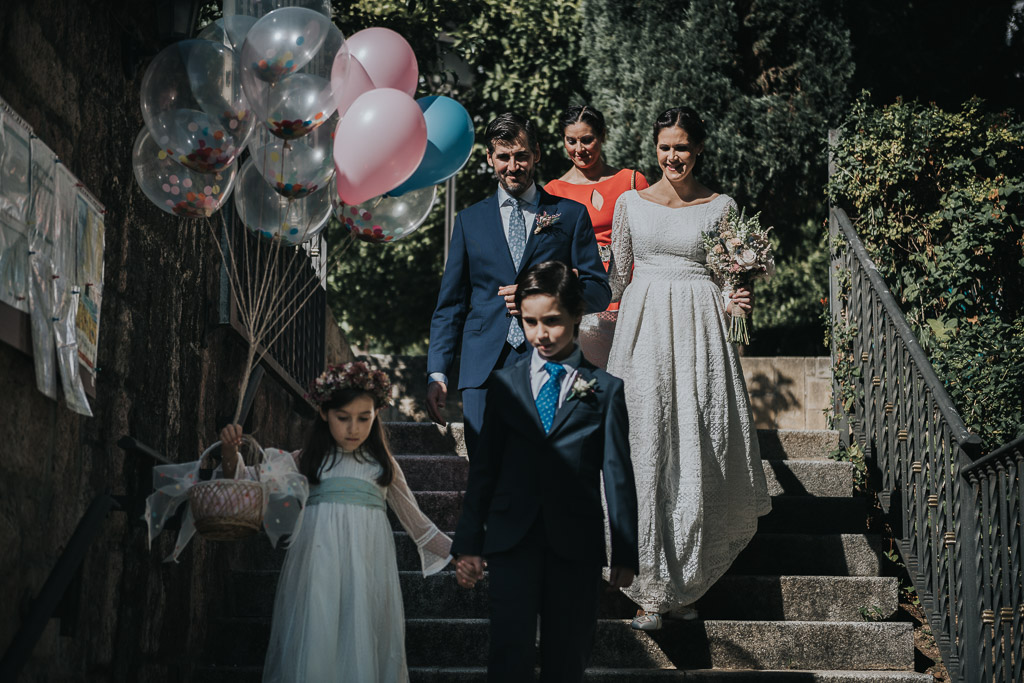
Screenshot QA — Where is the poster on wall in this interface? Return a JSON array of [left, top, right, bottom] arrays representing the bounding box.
[[0, 101, 32, 312], [74, 188, 104, 376]]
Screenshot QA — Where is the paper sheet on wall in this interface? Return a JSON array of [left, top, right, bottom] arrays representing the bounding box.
[[0, 104, 32, 312], [53, 164, 91, 415], [73, 189, 104, 377], [28, 137, 57, 399]]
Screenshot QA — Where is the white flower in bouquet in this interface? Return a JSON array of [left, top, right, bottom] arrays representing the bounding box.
[[701, 206, 776, 345]]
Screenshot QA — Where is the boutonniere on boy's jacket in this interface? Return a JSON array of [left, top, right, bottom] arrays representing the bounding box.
[[567, 376, 599, 402], [533, 211, 561, 235]]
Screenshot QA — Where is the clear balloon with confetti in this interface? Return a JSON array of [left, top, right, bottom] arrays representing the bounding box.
[[334, 184, 436, 244]]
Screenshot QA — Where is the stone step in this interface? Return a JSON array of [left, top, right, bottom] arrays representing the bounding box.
[[193, 665, 933, 683], [405, 619, 915, 671], [756, 429, 840, 460], [394, 456, 853, 498], [392, 532, 882, 576], [241, 530, 882, 576], [228, 570, 897, 622], [728, 534, 883, 577], [409, 669, 934, 683], [757, 497, 868, 534], [386, 423, 840, 461], [205, 618, 915, 671]]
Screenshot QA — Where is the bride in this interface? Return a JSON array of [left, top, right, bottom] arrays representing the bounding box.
[[605, 106, 772, 630]]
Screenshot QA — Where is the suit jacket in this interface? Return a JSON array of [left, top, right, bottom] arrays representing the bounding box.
[[427, 188, 611, 390], [451, 355, 639, 572]]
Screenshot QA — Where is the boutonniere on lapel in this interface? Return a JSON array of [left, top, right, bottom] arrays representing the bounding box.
[[533, 211, 561, 235], [567, 376, 599, 402]]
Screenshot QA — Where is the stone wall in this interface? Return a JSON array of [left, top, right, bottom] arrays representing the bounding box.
[[0, 3, 348, 680]]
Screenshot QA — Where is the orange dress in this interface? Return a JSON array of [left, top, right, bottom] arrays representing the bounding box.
[[545, 168, 649, 366]]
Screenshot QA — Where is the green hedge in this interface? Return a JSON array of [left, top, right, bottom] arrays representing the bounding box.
[[827, 95, 1024, 447]]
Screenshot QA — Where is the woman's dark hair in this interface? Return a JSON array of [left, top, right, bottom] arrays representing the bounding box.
[[559, 105, 607, 141], [652, 106, 707, 147], [514, 260, 586, 320], [485, 112, 540, 153], [653, 106, 707, 174], [299, 387, 394, 487]]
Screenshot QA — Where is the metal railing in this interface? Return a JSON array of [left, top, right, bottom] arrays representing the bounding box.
[[828, 205, 1023, 682]]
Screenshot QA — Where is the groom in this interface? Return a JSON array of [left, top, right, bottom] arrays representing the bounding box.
[[426, 113, 610, 453]]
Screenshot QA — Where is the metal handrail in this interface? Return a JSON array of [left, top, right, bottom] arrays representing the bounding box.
[[829, 204, 1022, 683], [830, 208, 981, 450]]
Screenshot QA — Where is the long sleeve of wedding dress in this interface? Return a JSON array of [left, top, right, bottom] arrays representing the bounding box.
[[608, 197, 634, 303], [387, 457, 453, 576]]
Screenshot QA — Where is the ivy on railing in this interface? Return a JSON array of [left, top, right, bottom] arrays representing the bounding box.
[[828, 204, 1022, 683]]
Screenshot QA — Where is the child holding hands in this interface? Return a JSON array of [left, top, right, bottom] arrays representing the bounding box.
[[220, 362, 451, 683], [452, 261, 639, 683]]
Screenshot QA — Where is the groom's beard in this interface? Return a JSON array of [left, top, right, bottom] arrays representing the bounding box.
[[494, 166, 534, 197]]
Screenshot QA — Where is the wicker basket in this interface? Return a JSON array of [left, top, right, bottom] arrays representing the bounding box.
[[189, 437, 265, 541]]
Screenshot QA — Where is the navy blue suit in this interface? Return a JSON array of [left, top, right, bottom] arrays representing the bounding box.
[[427, 188, 611, 451], [452, 355, 638, 682]]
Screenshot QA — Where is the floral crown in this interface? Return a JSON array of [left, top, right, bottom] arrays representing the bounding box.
[[307, 362, 393, 408]]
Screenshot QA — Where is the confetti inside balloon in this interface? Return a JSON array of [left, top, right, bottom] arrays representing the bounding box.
[[234, 158, 331, 244], [132, 127, 237, 218], [140, 40, 255, 173], [334, 185, 436, 243]]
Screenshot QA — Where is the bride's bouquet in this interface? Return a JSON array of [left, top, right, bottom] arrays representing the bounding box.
[[702, 207, 775, 345]]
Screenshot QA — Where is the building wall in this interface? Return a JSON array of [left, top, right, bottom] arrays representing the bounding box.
[[0, 2, 346, 680]]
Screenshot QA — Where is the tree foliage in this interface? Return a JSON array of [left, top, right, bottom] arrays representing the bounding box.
[[581, 0, 853, 351], [827, 96, 1024, 446]]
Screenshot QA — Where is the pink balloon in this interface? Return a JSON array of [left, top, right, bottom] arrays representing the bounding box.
[[346, 27, 418, 96], [333, 88, 426, 205], [330, 51, 375, 117]]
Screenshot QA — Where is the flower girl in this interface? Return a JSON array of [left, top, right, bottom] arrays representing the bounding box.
[[220, 362, 452, 682]]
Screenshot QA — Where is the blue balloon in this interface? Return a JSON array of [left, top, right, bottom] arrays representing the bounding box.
[[389, 95, 473, 195]]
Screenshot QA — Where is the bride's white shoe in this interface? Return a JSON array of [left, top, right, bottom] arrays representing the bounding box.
[[630, 610, 663, 631]]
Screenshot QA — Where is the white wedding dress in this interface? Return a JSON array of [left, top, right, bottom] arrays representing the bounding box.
[[606, 191, 771, 612], [262, 449, 451, 682]]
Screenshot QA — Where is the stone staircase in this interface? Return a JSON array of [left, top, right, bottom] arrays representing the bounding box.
[[194, 423, 930, 682]]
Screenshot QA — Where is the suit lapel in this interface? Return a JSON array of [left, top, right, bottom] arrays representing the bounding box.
[[547, 360, 595, 437], [516, 188, 555, 275], [510, 359, 544, 434], [482, 193, 516, 273]]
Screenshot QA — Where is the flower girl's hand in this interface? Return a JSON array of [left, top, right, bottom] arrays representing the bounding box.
[[455, 555, 485, 589], [218, 424, 243, 477], [727, 286, 753, 317]]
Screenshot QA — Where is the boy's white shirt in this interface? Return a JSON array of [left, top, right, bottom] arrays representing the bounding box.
[[529, 345, 582, 410]]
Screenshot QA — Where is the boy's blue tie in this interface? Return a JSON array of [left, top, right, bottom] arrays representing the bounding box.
[[536, 361, 566, 433], [505, 196, 526, 348]]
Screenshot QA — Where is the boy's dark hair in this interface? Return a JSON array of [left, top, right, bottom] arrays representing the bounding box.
[[485, 112, 540, 153], [300, 387, 394, 487], [559, 104, 607, 141], [514, 261, 586, 320]]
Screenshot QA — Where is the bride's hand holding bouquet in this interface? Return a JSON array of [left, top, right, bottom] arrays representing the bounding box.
[[702, 207, 775, 345]]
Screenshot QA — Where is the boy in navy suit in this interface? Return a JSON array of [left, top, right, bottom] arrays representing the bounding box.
[[425, 113, 611, 456], [452, 261, 639, 682]]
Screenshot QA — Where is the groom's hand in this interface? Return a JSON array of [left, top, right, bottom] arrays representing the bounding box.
[[455, 555, 485, 589], [498, 284, 519, 316], [426, 381, 448, 427], [607, 566, 635, 590]]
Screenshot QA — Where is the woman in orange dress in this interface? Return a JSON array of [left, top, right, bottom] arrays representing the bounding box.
[[544, 105, 649, 368]]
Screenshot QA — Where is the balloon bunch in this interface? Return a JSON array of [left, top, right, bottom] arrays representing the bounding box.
[[130, 5, 475, 423], [132, 6, 475, 246]]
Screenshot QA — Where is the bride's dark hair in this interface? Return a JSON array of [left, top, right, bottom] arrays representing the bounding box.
[[653, 107, 708, 175]]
